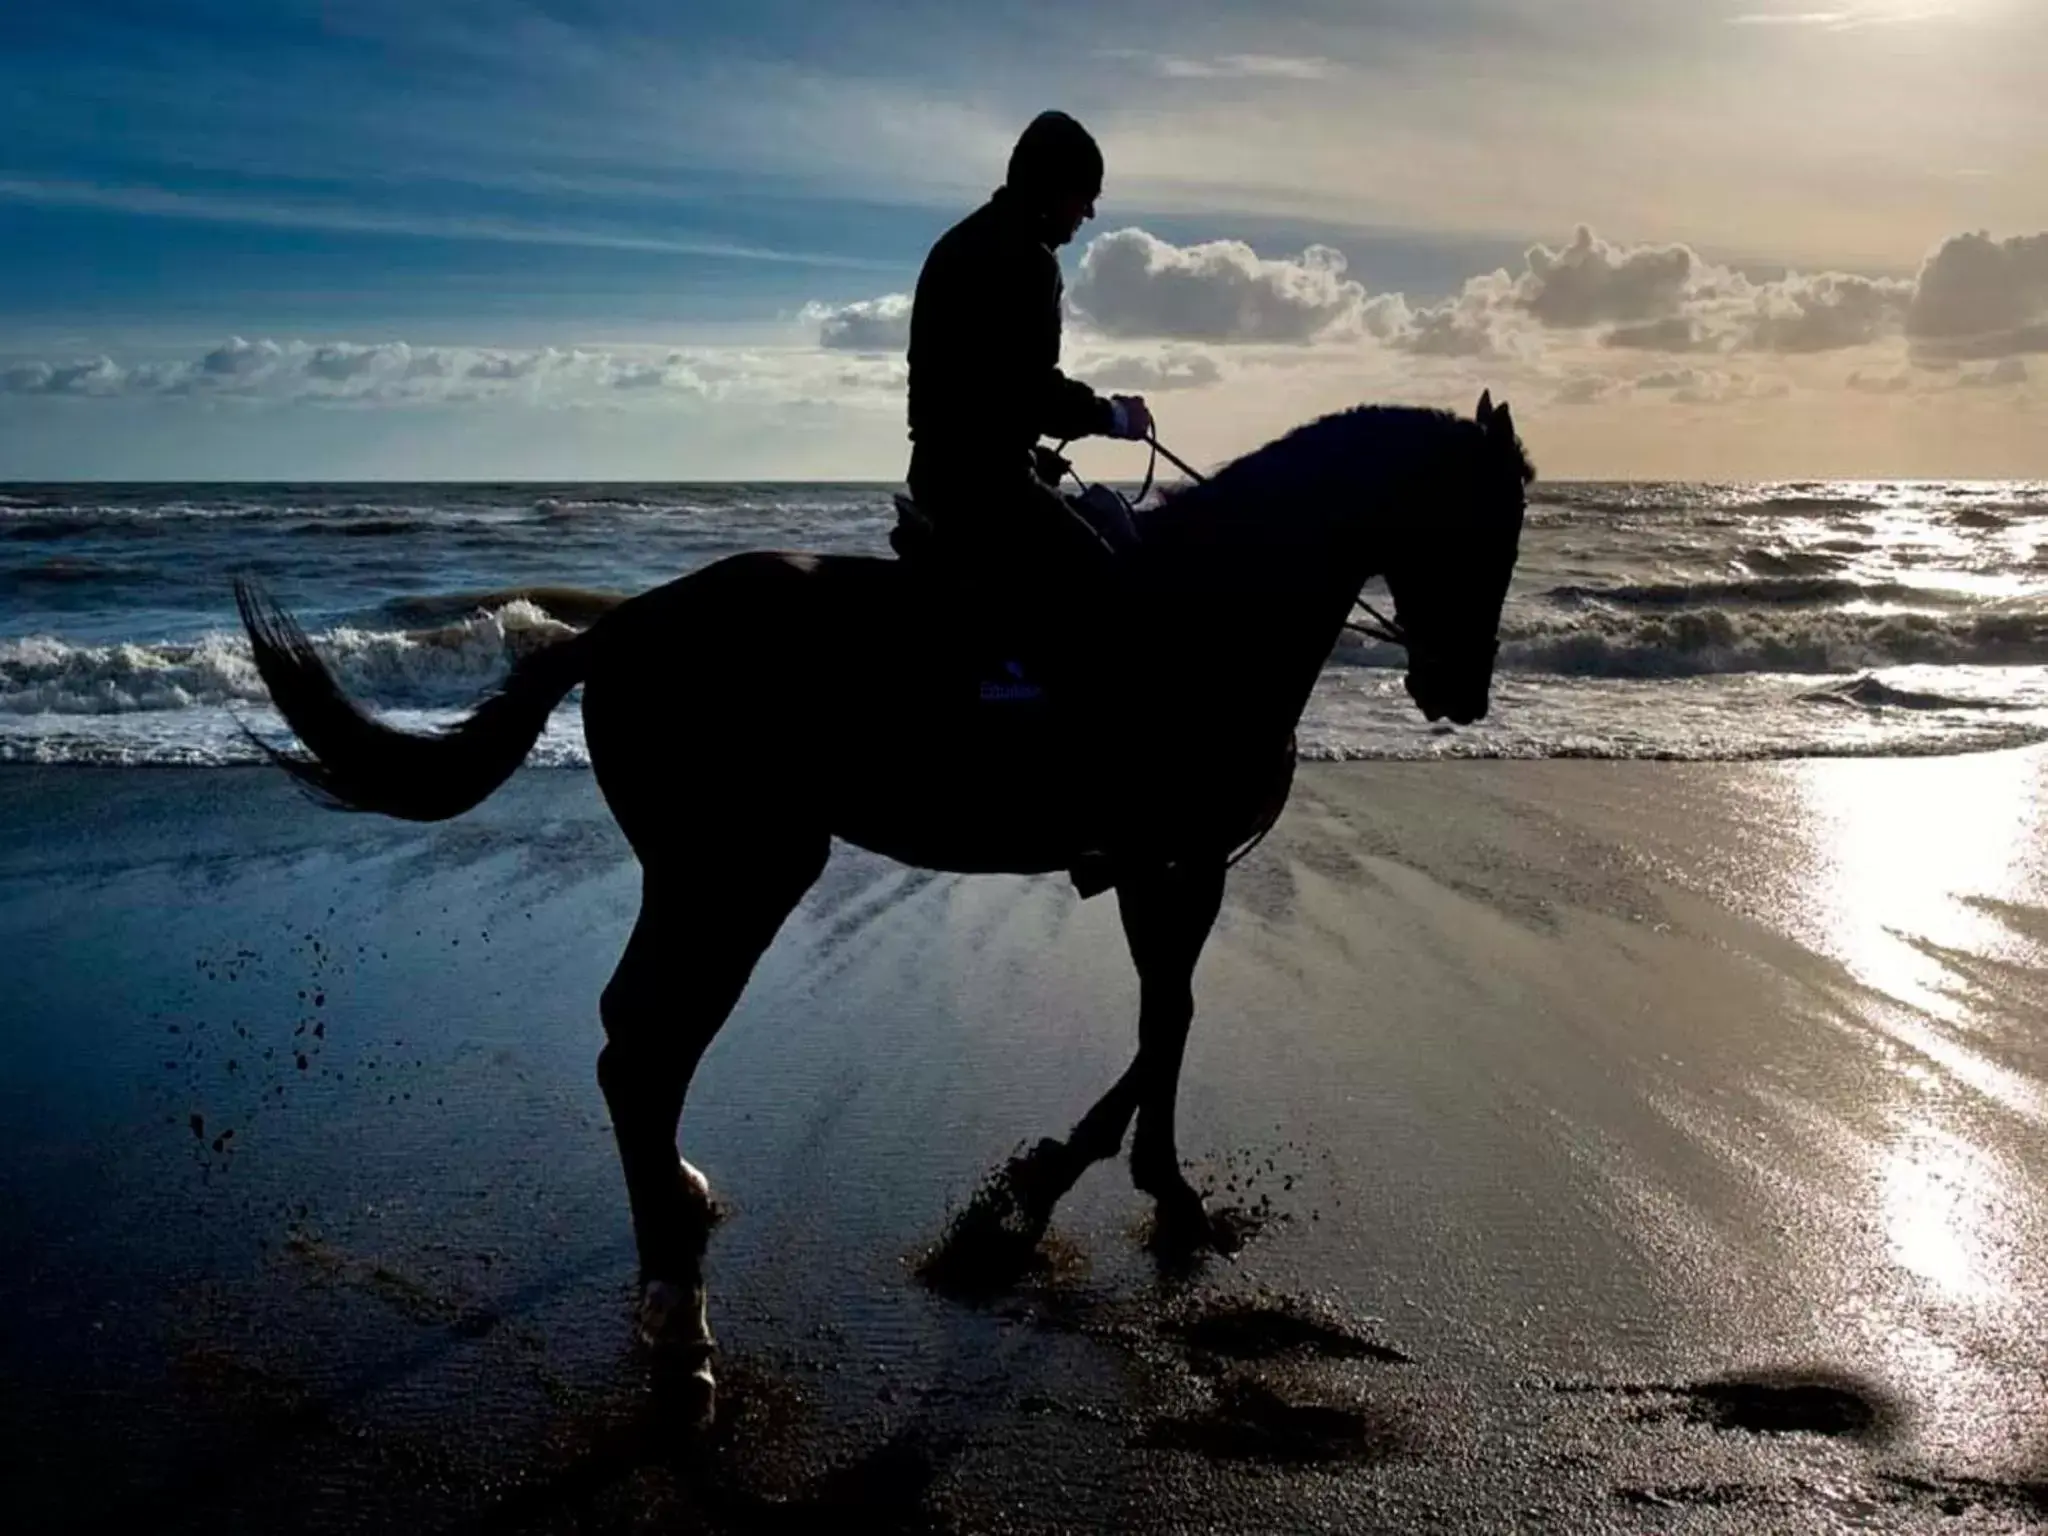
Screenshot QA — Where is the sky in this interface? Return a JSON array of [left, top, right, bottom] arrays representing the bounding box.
[[2, 0, 2045, 481]]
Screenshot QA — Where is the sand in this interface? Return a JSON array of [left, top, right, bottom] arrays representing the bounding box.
[[4, 751, 2046, 1532]]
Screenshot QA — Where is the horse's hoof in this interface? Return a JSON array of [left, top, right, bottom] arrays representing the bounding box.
[[653, 1348, 718, 1429], [1150, 1188, 1230, 1259], [639, 1280, 718, 1427]]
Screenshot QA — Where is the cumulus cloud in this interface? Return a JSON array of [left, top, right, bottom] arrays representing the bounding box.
[[1515, 227, 1698, 328], [1080, 350, 1224, 392], [202, 336, 284, 378], [804, 293, 912, 353], [1743, 271, 1912, 352], [467, 350, 552, 382], [609, 353, 710, 393], [304, 342, 407, 382], [1633, 367, 1790, 405], [1386, 295, 1513, 358], [1958, 357, 2029, 388], [1846, 367, 1915, 394], [0, 337, 755, 406], [1069, 229, 1368, 344], [831, 222, 1938, 371], [1431, 225, 1914, 355], [1553, 373, 1625, 406], [1603, 317, 1712, 352], [1907, 231, 2048, 360], [0, 356, 126, 395]]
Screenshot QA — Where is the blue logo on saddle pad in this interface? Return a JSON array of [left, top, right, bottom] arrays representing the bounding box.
[[978, 659, 1044, 703]]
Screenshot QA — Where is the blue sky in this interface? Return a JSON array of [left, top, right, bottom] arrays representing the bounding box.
[[3, 0, 2045, 478]]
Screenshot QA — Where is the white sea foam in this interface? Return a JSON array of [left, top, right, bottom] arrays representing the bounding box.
[[0, 601, 574, 717]]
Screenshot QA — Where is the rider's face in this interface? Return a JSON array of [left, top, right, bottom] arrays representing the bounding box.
[[1049, 186, 1098, 247]]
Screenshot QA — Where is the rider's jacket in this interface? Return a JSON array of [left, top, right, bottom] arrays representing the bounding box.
[[906, 185, 1116, 495]]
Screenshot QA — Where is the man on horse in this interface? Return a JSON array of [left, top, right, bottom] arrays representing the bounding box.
[[904, 110, 1154, 640]]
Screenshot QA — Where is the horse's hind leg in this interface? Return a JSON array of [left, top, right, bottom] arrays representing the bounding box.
[[596, 834, 828, 1418]]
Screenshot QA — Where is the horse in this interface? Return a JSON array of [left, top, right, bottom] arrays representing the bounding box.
[[233, 392, 1534, 1423]]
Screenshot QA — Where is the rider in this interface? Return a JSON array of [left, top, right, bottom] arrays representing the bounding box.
[[904, 110, 1154, 630]]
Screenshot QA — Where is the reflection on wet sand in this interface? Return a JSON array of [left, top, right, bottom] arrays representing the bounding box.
[[1767, 751, 2048, 1469], [1779, 749, 2046, 1022]]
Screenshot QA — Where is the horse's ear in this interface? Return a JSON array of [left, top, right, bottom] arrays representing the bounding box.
[[1492, 399, 1515, 440], [1476, 389, 1494, 426]]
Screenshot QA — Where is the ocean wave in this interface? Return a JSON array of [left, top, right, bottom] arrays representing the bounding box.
[[0, 558, 161, 589], [1798, 674, 2025, 712], [286, 517, 426, 538], [1950, 507, 2010, 531], [531, 496, 677, 517], [1748, 494, 1888, 516], [1542, 575, 1932, 610], [1737, 547, 1851, 577], [0, 601, 574, 716], [1294, 725, 2048, 763], [1, 517, 111, 542], [380, 586, 624, 628], [1494, 606, 2048, 677]]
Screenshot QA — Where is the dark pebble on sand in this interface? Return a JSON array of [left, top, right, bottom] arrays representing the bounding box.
[[189, 1113, 204, 1140], [296, 1054, 309, 1071]]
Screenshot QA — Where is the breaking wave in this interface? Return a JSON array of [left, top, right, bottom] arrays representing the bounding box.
[[1543, 576, 1938, 611], [0, 601, 574, 717], [1494, 606, 2048, 678]]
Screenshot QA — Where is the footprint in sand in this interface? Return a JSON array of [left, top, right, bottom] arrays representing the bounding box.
[[1133, 1377, 1414, 1466], [1132, 1293, 1421, 1467], [1545, 1365, 1904, 1443], [1554, 1367, 2048, 1521]]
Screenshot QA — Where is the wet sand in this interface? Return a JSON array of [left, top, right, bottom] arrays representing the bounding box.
[[4, 752, 2047, 1532]]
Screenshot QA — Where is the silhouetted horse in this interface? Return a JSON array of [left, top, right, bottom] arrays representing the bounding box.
[[234, 394, 1533, 1422]]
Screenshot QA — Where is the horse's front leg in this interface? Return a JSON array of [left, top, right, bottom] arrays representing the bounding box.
[[1117, 860, 1227, 1246]]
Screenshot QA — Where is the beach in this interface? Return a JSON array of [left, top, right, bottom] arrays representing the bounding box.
[[6, 751, 2046, 1532]]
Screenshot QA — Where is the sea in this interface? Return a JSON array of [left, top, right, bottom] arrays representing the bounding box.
[[4, 479, 2047, 767]]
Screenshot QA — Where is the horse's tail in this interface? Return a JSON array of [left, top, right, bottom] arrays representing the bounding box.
[[234, 577, 596, 822]]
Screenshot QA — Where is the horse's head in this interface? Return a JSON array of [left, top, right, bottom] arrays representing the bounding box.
[[1381, 391, 1532, 727]]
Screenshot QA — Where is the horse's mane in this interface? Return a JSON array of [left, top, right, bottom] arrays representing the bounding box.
[[1137, 404, 1533, 557]]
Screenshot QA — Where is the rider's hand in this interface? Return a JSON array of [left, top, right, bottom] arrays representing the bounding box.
[[1108, 394, 1154, 442]]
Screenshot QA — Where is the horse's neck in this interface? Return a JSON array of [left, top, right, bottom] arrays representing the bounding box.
[[1149, 407, 1433, 583], [1141, 411, 1425, 731]]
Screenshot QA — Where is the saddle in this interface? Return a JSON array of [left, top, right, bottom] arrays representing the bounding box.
[[890, 492, 1060, 705], [889, 485, 1140, 705], [888, 490, 1134, 896]]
